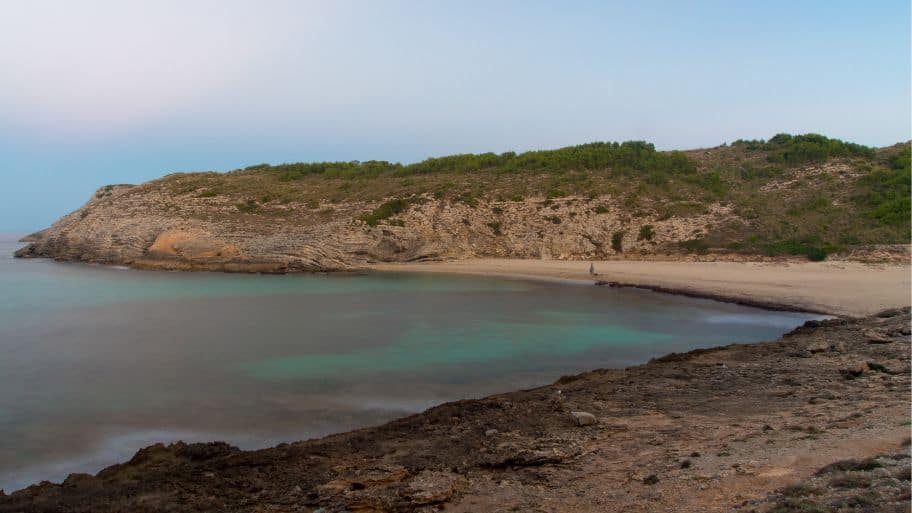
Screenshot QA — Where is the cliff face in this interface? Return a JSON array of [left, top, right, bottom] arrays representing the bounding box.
[[15, 183, 742, 272]]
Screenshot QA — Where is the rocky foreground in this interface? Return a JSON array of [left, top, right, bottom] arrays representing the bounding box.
[[2, 308, 909, 512]]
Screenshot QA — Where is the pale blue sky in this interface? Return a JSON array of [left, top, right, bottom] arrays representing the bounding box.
[[1, 0, 909, 230]]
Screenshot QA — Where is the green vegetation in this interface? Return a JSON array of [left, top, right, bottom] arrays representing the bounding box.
[[360, 198, 411, 226], [757, 238, 833, 261], [853, 145, 910, 227], [734, 133, 875, 165], [487, 221, 502, 235], [679, 238, 709, 254], [235, 199, 259, 213], [611, 231, 625, 253], [637, 225, 654, 242], [266, 141, 694, 181], [768, 498, 828, 513], [157, 134, 911, 258], [816, 458, 883, 475]]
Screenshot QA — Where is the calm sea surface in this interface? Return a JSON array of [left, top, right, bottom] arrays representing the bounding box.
[[0, 233, 821, 491]]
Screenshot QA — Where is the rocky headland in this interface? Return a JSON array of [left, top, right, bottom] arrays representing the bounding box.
[[14, 137, 911, 272]]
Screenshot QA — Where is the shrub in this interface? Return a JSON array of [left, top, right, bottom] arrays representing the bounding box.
[[828, 474, 871, 489], [768, 498, 828, 513], [760, 238, 832, 261], [735, 133, 875, 165], [361, 198, 410, 227], [611, 231, 625, 252], [456, 192, 478, 207], [815, 458, 882, 475], [684, 171, 728, 197], [804, 247, 827, 261], [866, 362, 890, 373], [268, 140, 696, 180], [235, 199, 259, 213], [679, 238, 709, 254], [852, 145, 911, 227], [778, 484, 817, 498], [546, 189, 566, 199], [594, 205, 609, 214], [487, 221, 502, 235], [637, 225, 655, 241]]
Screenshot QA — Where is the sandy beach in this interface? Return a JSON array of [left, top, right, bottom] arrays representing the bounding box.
[[369, 259, 911, 317]]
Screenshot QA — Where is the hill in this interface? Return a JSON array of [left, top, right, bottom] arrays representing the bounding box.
[[15, 134, 911, 272]]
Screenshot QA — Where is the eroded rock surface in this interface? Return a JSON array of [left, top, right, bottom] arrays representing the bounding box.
[[11, 181, 781, 272]]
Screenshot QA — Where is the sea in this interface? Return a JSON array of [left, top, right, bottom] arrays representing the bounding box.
[[0, 232, 822, 491]]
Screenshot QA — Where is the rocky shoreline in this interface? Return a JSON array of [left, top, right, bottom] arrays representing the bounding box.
[[595, 280, 833, 314], [2, 308, 908, 512]]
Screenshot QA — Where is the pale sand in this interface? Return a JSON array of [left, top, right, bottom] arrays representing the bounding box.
[[368, 259, 911, 317]]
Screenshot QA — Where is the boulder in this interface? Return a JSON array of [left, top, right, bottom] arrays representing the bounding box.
[[570, 411, 597, 426], [404, 470, 463, 505], [805, 340, 830, 353], [840, 362, 868, 380], [865, 329, 893, 344]]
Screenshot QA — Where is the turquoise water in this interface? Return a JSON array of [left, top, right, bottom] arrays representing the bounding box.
[[0, 233, 821, 491]]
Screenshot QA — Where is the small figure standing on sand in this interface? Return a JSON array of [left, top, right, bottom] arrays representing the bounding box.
[[589, 262, 598, 276]]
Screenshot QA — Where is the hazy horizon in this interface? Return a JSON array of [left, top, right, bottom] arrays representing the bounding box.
[[2, 0, 909, 231]]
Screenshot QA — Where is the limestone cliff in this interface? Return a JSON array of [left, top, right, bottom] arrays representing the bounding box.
[[15, 183, 739, 272]]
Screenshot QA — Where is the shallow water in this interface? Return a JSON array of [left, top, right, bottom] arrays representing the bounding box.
[[0, 233, 821, 491]]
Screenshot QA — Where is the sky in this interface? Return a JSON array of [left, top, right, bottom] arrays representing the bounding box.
[[1, 0, 909, 231]]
